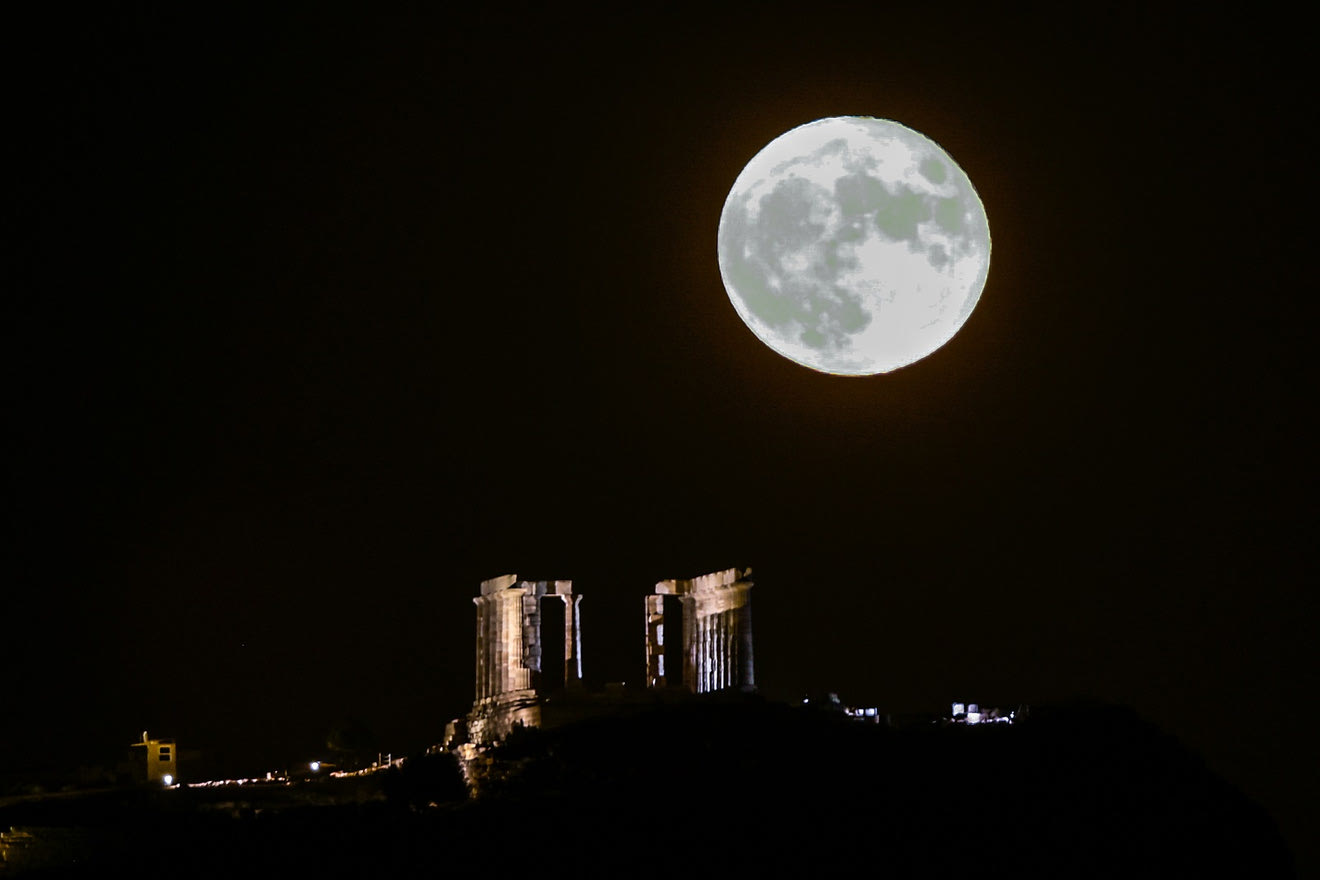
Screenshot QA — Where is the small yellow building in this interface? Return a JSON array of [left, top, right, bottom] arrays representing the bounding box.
[[131, 731, 177, 785]]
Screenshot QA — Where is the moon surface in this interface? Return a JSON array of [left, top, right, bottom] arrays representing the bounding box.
[[718, 117, 991, 375]]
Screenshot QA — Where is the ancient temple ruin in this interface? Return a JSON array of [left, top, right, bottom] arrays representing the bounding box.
[[645, 567, 754, 693], [457, 568, 753, 749], [466, 574, 582, 745]]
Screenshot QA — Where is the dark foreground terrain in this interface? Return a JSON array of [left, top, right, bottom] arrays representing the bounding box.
[[1, 699, 1292, 877]]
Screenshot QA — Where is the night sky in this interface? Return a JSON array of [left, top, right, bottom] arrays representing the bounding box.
[[7, 4, 1313, 867]]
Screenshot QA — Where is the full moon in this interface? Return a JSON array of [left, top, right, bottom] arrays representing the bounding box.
[[718, 117, 990, 375]]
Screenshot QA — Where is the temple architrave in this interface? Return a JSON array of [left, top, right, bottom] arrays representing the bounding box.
[[645, 567, 754, 693]]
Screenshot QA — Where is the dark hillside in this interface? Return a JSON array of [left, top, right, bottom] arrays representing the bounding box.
[[0, 700, 1290, 877], [464, 698, 1290, 876]]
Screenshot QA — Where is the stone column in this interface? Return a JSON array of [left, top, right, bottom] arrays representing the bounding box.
[[569, 594, 583, 683], [728, 610, 739, 692], [474, 601, 485, 701], [707, 614, 716, 693], [716, 611, 726, 691], [501, 592, 515, 694], [705, 612, 713, 693], [739, 600, 754, 690], [507, 592, 525, 692], [693, 616, 702, 693], [715, 614, 721, 692], [691, 598, 702, 696], [644, 594, 661, 688], [492, 600, 500, 696], [698, 615, 709, 693], [723, 609, 733, 691]]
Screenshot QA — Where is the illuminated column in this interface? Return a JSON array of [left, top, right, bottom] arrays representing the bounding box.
[[506, 592, 524, 691], [512, 591, 527, 690], [706, 615, 715, 693], [493, 600, 501, 696], [726, 611, 735, 689], [739, 599, 754, 690], [562, 595, 572, 681], [704, 613, 712, 693], [644, 594, 663, 688], [507, 595, 515, 692], [708, 612, 717, 693], [733, 609, 742, 689], [707, 616, 715, 693], [474, 601, 485, 701], [494, 593, 505, 696], [699, 616, 710, 693], [686, 597, 697, 689], [728, 611, 736, 689], [568, 594, 583, 683], [486, 601, 497, 698], [714, 611, 722, 692], [494, 598, 504, 695], [714, 610, 723, 691], [694, 616, 703, 693], [716, 611, 726, 691], [723, 611, 732, 690]]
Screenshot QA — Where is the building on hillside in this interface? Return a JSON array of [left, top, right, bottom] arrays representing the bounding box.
[[130, 731, 177, 785]]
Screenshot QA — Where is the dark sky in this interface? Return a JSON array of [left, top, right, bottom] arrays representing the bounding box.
[[7, 3, 1313, 865]]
